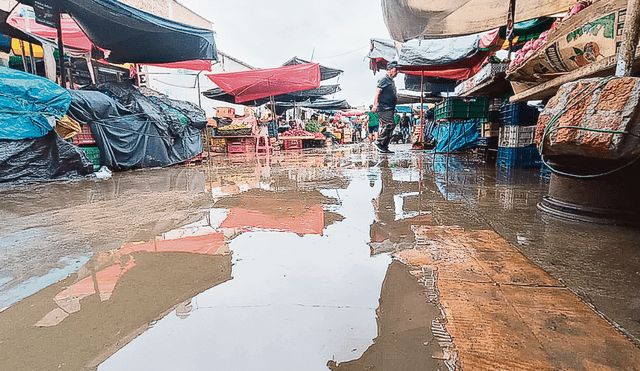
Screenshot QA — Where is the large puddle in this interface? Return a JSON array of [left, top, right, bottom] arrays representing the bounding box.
[[1, 144, 639, 370]]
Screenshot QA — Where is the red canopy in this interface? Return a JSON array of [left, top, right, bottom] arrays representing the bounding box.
[[143, 60, 213, 72], [8, 13, 93, 51], [206, 63, 320, 103]]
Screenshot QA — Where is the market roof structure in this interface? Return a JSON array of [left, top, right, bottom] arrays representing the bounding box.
[[381, 0, 575, 41], [206, 63, 321, 104], [13, 0, 217, 63], [203, 84, 340, 106]]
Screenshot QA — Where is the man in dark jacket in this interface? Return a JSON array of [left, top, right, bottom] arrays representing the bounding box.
[[372, 61, 399, 154]]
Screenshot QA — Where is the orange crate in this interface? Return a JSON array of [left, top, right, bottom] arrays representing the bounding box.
[[283, 138, 302, 150], [73, 124, 96, 145]]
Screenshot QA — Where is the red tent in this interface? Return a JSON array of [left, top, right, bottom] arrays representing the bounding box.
[[8, 13, 94, 51], [206, 63, 320, 103]]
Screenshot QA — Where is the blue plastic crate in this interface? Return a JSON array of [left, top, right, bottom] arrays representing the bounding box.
[[497, 146, 541, 168], [500, 102, 539, 126]]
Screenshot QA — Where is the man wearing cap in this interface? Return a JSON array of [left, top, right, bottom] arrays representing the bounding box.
[[372, 61, 399, 154]]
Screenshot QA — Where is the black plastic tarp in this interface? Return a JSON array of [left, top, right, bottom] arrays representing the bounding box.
[[17, 0, 217, 64], [282, 57, 342, 81], [404, 75, 457, 94], [275, 98, 350, 115], [0, 130, 94, 187], [203, 84, 341, 106], [66, 83, 205, 170]]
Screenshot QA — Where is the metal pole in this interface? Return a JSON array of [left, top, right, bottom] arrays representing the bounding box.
[[18, 40, 29, 73], [615, 0, 640, 76], [27, 42, 37, 74], [507, 0, 516, 61], [56, 6, 67, 88], [419, 70, 424, 145]]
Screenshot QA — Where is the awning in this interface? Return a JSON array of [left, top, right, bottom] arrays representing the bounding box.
[[382, 0, 575, 41], [143, 60, 213, 72], [16, 0, 217, 63], [276, 98, 350, 111], [8, 12, 93, 51], [368, 37, 492, 80], [282, 56, 343, 81], [206, 63, 321, 104]]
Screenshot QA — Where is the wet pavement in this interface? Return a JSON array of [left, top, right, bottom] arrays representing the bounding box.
[[1, 143, 639, 370]]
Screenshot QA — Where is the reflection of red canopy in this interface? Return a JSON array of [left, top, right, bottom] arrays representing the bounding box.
[[206, 63, 320, 103], [219, 205, 325, 235]]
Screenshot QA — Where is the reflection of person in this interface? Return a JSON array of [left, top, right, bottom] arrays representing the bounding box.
[[400, 113, 411, 143], [365, 105, 379, 143], [372, 61, 399, 154]]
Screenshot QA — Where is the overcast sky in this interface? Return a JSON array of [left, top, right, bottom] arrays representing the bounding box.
[[179, 0, 394, 108]]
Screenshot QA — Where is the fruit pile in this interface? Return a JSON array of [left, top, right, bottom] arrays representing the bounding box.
[[313, 132, 326, 140], [281, 129, 314, 137], [305, 121, 320, 132]]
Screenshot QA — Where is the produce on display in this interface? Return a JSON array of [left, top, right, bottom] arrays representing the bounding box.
[[305, 120, 320, 132], [281, 129, 314, 137]]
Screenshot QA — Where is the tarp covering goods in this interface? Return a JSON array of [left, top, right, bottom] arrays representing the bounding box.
[[66, 83, 205, 170]]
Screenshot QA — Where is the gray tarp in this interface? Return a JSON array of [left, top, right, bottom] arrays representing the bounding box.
[[382, 0, 575, 41], [368, 36, 480, 67]]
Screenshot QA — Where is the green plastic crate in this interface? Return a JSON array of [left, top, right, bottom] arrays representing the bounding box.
[[434, 98, 489, 120], [80, 146, 101, 170]]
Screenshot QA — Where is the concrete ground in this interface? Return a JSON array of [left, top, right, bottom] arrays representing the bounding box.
[[1, 143, 639, 370]]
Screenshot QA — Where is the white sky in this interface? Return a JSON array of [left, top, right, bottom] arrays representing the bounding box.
[[178, 0, 394, 108]]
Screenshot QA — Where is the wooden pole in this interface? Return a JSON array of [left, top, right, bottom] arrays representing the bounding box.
[[55, 6, 67, 87], [18, 40, 29, 73], [507, 0, 516, 60], [418, 70, 424, 146], [615, 0, 640, 77]]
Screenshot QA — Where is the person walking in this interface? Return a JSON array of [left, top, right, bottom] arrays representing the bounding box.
[[372, 61, 399, 154], [365, 105, 379, 143]]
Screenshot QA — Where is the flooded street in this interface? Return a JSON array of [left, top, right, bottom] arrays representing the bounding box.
[[1, 144, 640, 370]]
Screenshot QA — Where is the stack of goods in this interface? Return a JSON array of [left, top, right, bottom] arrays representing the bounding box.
[[434, 98, 489, 120], [280, 129, 314, 137], [497, 102, 541, 168], [312, 132, 326, 140], [508, 30, 550, 70], [216, 122, 252, 136]]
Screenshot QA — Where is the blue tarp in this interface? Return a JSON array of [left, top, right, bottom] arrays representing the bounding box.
[[431, 120, 479, 153], [0, 66, 71, 140]]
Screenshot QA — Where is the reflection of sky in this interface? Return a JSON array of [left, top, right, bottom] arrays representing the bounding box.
[[0, 226, 92, 309], [99, 174, 392, 371]]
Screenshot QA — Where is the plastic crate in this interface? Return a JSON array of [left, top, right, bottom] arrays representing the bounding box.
[[283, 138, 302, 150], [500, 102, 540, 126], [497, 146, 541, 168], [434, 97, 489, 120], [73, 124, 96, 145], [477, 136, 499, 148], [499, 125, 536, 147], [227, 137, 255, 154], [79, 146, 101, 170]]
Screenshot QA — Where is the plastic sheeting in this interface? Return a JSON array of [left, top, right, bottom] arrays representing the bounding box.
[[282, 57, 342, 81], [17, 0, 217, 64], [66, 84, 205, 170], [382, 0, 575, 41], [430, 120, 479, 153], [203, 84, 340, 106], [368, 38, 490, 80], [0, 130, 94, 186], [0, 66, 71, 140], [206, 63, 321, 103]]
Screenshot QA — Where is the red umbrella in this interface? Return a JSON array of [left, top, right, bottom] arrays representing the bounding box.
[[206, 63, 320, 103]]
